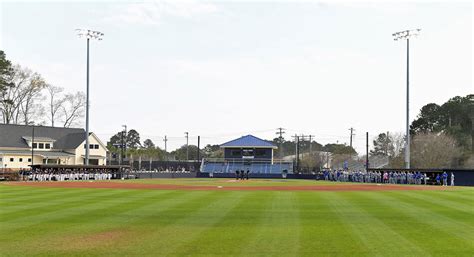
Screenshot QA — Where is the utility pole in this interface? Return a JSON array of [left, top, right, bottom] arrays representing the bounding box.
[[292, 134, 300, 172], [386, 131, 390, 156], [349, 128, 355, 150], [120, 130, 124, 165], [366, 132, 369, 172], [31, 125, 35, 169], [276, 128, 286, 158], [122, 125, 127, 164], [393, 28, 421, 169], [307, 134, 315, 155], [197, 136, 201, 161], [163, 136, 168, 160], [185, 132, 189, 161]]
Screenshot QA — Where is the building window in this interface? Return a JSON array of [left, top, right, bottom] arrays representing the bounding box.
[[242, 149, 254, 157], [89, 144, 94, 149], [230, 150, 241, 157], [38, 143, 44, 149], [255, 149, 266, 157], [32, 143, 37, 148], [45, 143, 51, 149], [94, 144, 99, 149], [10, 158, 14, 162], [0, 157, 2, 162], [19, 158, 23, 162], [28, 158, 31, 162]]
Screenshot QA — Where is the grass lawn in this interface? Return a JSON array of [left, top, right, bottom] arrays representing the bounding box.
[[0, 179, 473, 257]]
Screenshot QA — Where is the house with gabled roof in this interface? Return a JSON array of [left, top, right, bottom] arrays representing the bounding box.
[[0, 124, 107, 170]]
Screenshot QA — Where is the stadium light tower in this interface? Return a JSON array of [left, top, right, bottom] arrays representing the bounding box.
[[392, 28, 420, 169], [76, 29, 104, 165]]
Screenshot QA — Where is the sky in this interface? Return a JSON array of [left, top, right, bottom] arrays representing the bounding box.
[[0, 0, 472, 154]]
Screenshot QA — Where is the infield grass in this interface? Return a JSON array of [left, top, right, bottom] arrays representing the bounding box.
[[1, 179, 473, 257]]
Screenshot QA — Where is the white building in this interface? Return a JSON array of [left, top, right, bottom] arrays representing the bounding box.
[[0, 124, 107, 170]]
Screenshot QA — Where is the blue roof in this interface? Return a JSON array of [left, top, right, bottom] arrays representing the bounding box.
[[220, 135, 277, 148]]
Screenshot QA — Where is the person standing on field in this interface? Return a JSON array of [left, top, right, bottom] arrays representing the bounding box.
[[436, 174, 441, 185], [450, 172, 455, 186], [442, 172, 448, 186]]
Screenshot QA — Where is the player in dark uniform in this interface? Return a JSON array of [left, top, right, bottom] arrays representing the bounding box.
[[235, 170, 240, 180], [240, 170, 245, 180], [246, 169, 250, 180]]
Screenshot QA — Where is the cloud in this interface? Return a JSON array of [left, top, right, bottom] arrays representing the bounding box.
[[101, 0, 219, 26]]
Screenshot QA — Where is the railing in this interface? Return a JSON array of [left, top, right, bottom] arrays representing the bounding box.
[[201, 158, 293, 174]]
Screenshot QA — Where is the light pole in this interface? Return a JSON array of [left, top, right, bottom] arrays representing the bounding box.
[[393, 28, 420, 169], [184, 132, 189, 161], [76, 29, 104, 165], [31, 124, 34, 169]]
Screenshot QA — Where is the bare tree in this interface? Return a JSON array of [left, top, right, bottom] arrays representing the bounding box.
[[46, 84, 66, 127], [0, 65, 46, 124], [61, 91, 85, 128], [411, 132, 462, 168]]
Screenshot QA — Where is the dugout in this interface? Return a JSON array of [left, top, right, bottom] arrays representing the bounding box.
[[367, 168, 474, 186], [26, 164, 131, 179]]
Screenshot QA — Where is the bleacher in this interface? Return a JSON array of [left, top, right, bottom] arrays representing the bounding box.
[[201, 159, 293, 174]]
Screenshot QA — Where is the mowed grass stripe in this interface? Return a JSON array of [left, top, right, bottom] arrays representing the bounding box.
[[324, 192, 427, 257], [27, 190, 216, 257], [112, 191, 245, 256], [0, 188, 127, 218], [0, 186, 87, 206], [380, 191, 474, 242], [0, 189, 134, 224], [357, 191, 474, 257], [238, 191, 301, 257], [423, 189, 474, 203], [0, 185, 65, 198], [297, 192, 366, 257], [1, 189, 187, 256], [151, 191, 251, 257], [391, 190, 474, 216], [168, 191, 274, 257], [2, 187, 170, 241]]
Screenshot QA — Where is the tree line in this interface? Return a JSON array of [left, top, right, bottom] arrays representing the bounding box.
[[0, 50, 85, 127], [371, 94, 473, 168]]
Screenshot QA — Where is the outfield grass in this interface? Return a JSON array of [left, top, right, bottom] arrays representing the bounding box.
[[0, 180, 473, 257]]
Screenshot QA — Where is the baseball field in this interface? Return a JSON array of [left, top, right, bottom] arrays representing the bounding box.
[[1, 179, 473, 257]]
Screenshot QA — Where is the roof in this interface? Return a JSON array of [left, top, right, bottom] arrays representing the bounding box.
[[220, 135, 277, 149], [0, 124, 86, 149], [22, 136, 56, 142], [30, 164, 130, 170], [0, 150, 75, 157]]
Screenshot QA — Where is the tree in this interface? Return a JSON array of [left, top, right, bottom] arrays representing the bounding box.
[[410, 103, 442, 134], [61, 92, 85, 128], [126, 129, 141, 149], [0, 50, 12, 93], [370, 133, 394, 157], [203, 144, 223, 158], [0, 64, 46, 124], [410, 132, 462, 168], [300, 152, 325, 172], [46, 84, 66, 127], [171, 145, 203, 160], [322, 143, 357, 155], [143, 139, 155, 149]]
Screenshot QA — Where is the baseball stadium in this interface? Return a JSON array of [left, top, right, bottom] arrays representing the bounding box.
[[1, 178, 474, 257], [1, 2, 473, 257]]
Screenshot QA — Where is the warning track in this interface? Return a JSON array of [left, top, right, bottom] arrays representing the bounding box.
[[6, 181, 451, 191]]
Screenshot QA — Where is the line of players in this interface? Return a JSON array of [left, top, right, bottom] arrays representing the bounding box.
[[23, 169, 112, 182], [322, 170, 455, 186], [235, 170, 250, 180]]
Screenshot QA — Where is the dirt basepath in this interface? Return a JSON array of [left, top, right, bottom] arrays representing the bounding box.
[[5, 181, 451, 191]]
